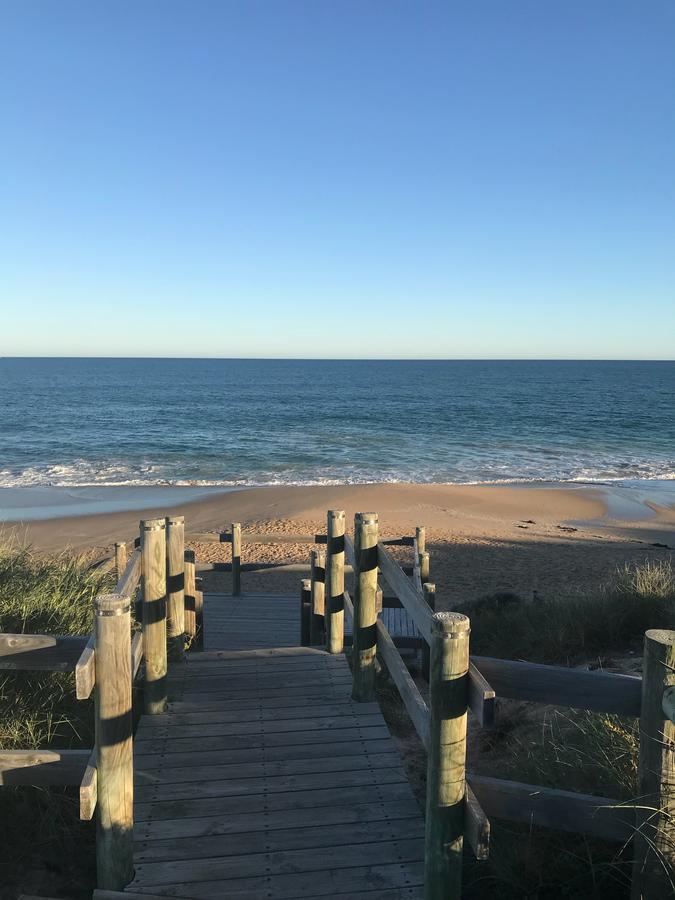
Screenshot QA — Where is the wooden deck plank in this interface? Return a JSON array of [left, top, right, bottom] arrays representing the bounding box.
[[134, 817, 424, 862], [134, 798, 421, 841], [128, 594, 425, 897], [128, 861, 424, 898], [130, 837, 424, 886]]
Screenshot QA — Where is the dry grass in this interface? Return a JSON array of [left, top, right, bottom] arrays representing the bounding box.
[[0, 538, 113, 899]]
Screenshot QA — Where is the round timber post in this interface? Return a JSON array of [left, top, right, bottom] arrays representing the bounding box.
[[165, 515, 185, 661], [631, 628, 675, 899], [141, 517, 167, 715], [325, 510, 345, 655], [424, 611, 470, 900], [300, 578, 311, 646], [114, 542, 127, 580], [231, 523, 242, 596], [352, 512, 379, 702], [94, 593, 134, 890], [310, 548, 326, 646], [184, 549, 196, 642]]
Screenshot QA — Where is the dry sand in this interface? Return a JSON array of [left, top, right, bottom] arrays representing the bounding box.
[[7, 482, 674, 605]]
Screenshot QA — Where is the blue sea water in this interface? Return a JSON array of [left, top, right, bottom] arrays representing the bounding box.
[[0, 358, 674, 489]]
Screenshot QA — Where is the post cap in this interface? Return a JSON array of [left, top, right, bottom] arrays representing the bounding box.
[[356, 512, 378, 524], [95, 593, 131, 616], [165, 515, 185, 525], [140, 517, 166, 531], [184, 549, 196, 563], [302, 578, 312, 589], [328, 509, 345, 518], [432, 611, 470, 635]]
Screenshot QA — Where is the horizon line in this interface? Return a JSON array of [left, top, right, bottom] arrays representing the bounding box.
[[1, 355, 674, 363]]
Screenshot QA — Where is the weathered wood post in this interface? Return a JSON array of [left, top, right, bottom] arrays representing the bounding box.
[[352, 512, 379, 702], [420, 551, 431, 585], [195, 580, 204, 646], [300, 578, 311, 646], [114, 542, 127, 580], [140, 517, 167, 715], [165, 515, 185, 661], [425, 611, 470, 900], [631, 628, 675, 899], [325, 510, 345, 655], [183, 549, 196, 642], [231, 523, 242, 596], [310, 549, 326, 646], [416, 525, 426, 556], [94, 593, 134, 890], [421, 583, 436, 682]]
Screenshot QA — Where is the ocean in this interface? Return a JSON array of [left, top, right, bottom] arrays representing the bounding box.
[[1, 358, 674, 492]]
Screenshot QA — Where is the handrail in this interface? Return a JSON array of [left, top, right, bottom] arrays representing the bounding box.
[[376, 541, 433, 644], [75, 549, 143, 700], [115, 549, 141, 597]]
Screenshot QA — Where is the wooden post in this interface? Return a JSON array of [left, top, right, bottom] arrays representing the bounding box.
[[140, 517, 167, 715], [94, 593, 134, 890], [310, 549, 326, 646], [325, 510, 345, 655], [424, 611, 470, 900], [420, 551, 431, 585], [300, 579, 311, 646], [376, 586, 383, 614], [195, 586, 204, 647], [631, 628, 675, 899], [231, 522, 242, 596], [416, 525, 426, 555], [114, 542, 127, 580], [422, 583, 436, 681], [165, 515, 185, 661], [183, 550, 196, 642], [352, 512, 379, 702]]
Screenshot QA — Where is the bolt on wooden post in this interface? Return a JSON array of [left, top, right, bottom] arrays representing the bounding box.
[[352, 512, 379, 702], [183, 549, 196, 642], [231, 522, 242, 596], [140, 517, 167, 715], [310, 549, 326, 646], [94, 593, 134, 890], [325, 510, 345, 655], [114, 542, 127, 580], [424, 611, 470, 900], [165, 515, 185, 661], [300, 578, 311, 646], [631, 628, 675, 899]]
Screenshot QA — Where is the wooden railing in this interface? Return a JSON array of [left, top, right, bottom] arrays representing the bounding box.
[[300, 509, 675, 900], [0, 514, 204, 891]]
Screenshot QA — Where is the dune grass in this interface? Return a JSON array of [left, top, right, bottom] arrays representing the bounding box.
[[377, 558, 674, 898], [0, 538, 113, 898], [461, 557, 674, 663]]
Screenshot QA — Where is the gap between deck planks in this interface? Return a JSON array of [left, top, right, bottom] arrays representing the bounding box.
[[126, 592, 425, 898]]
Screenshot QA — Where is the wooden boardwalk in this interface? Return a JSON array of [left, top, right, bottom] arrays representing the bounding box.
[[128, 592, 425, 899]]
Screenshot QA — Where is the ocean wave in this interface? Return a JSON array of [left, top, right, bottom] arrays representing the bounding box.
[[1, 459, 674, 489]]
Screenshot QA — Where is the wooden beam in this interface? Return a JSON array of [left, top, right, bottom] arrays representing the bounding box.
[[0, 634, 88, 672], [376, 617, 430, 749], [75, 634, 96, 700], [187, 531, 328, 545], [471, 655, 642, 717], [465, 785, 490, 860], [468, 662, 496, 727], [115, 549, 141, 597], [377, 542, 432, 644], [80, 751, 97, 820], [0, 749, 90, 786], [468, 773, 634, 842], [131, 631, 143, 679]]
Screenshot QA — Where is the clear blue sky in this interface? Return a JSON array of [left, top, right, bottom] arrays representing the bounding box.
[[1, 1, 673, 358]]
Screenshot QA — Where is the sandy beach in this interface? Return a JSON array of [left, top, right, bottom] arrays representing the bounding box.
[[6, 481, 674, 607]]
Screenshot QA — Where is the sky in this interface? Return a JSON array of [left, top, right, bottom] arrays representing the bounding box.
[[1, 1, 674, 359]]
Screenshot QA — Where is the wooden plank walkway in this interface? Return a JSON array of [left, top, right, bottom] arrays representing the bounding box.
[[127, 593, 425, 899]]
